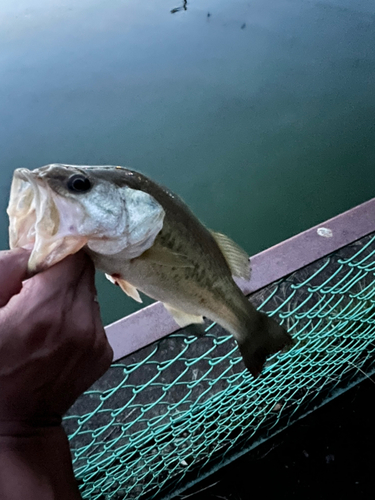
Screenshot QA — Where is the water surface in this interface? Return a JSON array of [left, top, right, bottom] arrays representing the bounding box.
[[1, 0, 374, 324]]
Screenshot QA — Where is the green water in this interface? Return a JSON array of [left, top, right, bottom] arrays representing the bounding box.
[[1, 0, 375, 325]]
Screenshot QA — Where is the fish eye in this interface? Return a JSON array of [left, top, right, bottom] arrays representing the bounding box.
[[67, 174, 92, 193]]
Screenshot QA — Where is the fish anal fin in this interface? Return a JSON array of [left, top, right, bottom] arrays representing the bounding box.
[[105, 273, 143, 303], [138, 246, 194, 268], [210, 230, 251, 280], [164, 303, 204, 328]]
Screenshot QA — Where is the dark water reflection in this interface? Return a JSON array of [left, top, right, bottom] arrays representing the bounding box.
[[1, 0, 375, 325]]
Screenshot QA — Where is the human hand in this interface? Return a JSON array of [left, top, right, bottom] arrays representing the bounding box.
[[0, 249, 113, 432]]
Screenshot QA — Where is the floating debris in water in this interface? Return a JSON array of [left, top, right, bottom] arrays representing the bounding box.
[[171, 0, 187, 14]]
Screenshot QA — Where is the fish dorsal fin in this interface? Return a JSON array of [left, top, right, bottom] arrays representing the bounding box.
[[210, 230, 251, 280], [163, 303, 204, 328], [138, 246, 194, 268], [105, 273, 143, 303]]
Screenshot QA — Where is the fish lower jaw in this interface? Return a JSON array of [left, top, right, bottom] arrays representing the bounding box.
[[27, 234, 89, 273]]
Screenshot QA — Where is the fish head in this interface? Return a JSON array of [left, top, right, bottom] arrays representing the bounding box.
[[7, 164, 165, 273]]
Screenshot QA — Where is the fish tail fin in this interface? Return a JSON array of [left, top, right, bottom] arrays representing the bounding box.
[[237, 310, 292, 377]]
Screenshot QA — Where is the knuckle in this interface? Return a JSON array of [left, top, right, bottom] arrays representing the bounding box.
[[93, 331, 113, 365], [104, 342, 114, 365]]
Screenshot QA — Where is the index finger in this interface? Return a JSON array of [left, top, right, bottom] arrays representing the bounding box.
[[21, 251, 96, 301], [3, 251, 97, 332], [0, 248, 31, 307]]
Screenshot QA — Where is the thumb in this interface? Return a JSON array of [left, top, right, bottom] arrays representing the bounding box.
[[0, 248, 31, 307]]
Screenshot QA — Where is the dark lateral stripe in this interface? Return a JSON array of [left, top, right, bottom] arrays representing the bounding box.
[[106, 197, 375, 361]]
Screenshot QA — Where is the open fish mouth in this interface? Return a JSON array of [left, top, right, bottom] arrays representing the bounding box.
[[7, 165, 166, 274], [7, 168, 88, 273]]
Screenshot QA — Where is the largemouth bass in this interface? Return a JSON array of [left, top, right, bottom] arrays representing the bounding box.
[[7, 164, 291, 376]]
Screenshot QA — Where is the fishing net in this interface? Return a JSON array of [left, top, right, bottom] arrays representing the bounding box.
[[64, 231, 375, 499]]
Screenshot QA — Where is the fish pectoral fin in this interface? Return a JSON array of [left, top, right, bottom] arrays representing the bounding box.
[[105, 273, 115, 284], [105, 273, 143, 303], [138, 246, 194, 268], [210, 230, 251, 280], [163, 303, 204, 328]]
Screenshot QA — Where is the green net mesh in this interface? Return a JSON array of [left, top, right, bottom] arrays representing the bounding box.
[[64, 232, 375, 499]]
